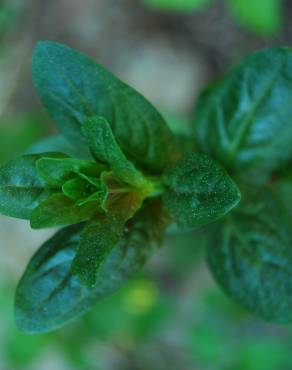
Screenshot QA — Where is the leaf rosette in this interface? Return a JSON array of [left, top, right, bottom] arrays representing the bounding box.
[[0, 41, 242, 333]]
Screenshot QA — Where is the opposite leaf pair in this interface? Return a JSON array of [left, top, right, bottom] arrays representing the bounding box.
[[193, 47, 292, 323], [0, 41, 240, 333]]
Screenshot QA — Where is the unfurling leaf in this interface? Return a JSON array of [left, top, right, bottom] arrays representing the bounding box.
[[82, 116, 149, 188], [62, 177, 94, 201], [163, 153, 241, 228], [36, 156, 106, 187], [71, 191, 144, 286]]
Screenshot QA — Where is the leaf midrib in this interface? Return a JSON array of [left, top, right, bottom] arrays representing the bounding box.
[[225, 61, 283, 164]]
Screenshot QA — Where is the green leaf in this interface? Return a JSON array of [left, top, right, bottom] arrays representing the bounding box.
[[193, 48, 292, 179], [76, 191, 103, 206], [0, 154, 58, 219], [36, 157, 106, 187], [30, 193, 99, 229], [15, 200, 168, 333], [77, 172, 101, 187], [143, 0, 213, 12], [207, 187, 292, 323], [71, 191, 144, 286], [82, 116, 148, 188], [276, 180, 292, 221], [61, 175, 106, 207], [163, 153, 241, 229], [62, 177, 97, 201], [32, 41, 179, 172], [27, 134, 91, 159], [227, 0, 282, 37]]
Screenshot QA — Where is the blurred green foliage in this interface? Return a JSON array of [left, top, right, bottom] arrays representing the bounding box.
[[143, 0, 283, 37], [0, 0, 21, 34], [143, 0, 212, 12], [0, 114, 47, 164], [186, 288, 292, 370], [227, 0, 282, 37], [2, 272, 292, 369]]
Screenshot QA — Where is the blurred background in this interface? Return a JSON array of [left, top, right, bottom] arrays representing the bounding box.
[[1, 0, 292, 369]]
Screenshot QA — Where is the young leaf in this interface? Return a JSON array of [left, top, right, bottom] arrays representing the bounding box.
[[82, 116, 149, 188], [36, 157, 106, 187], [0, 153, 60, 219], [62, 177, 96, 201], [207, 188, 292, 323], [30, 193, 99, 229], [193, 48, 292, 177], [32, 41, 179, 172], [15, 200, 167, 333], [76, 192, 103, 206], [163, 153, 241, 228], [71, 191, 144, 287]]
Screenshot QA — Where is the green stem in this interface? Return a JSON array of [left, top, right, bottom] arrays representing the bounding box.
[[144, 176, 165, 198]]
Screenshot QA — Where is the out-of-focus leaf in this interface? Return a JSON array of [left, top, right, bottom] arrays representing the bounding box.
[[193, 48, 292, 180], [143, 0, 213, 12], [227, 0, 282, 37], [207, 187, 292, 323]]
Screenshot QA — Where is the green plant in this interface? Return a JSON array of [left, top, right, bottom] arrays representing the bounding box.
[[0, 42, 290, 334], [0, 41, 239, 333], [143, 0, 283, 37]]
